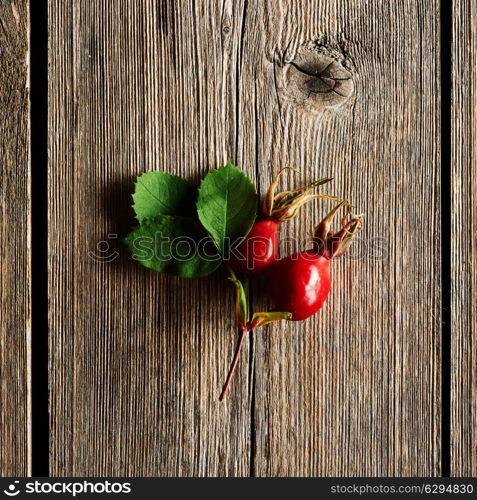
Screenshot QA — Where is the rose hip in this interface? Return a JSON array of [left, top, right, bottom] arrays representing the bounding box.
[[267, 202, 363, 321], [229, 168, 337, 274]]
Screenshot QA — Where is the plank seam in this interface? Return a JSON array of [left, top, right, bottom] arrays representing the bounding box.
[[440, 0, 452, 479], [30, 0, 49, 478]]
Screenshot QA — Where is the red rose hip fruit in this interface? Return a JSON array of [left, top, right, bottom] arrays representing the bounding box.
[[268, 252, 331, 321], [229, 168, 337, 274], [267, 202, 363, 321], [228, 219, 279, 274]]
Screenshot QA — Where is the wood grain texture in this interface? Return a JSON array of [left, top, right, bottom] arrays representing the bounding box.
[[0, 0, 30, 477], [451, 0, 477, 477], [49, 0, 441, 476], [48, 0, 251, 476], [244, 0, 441, 477]]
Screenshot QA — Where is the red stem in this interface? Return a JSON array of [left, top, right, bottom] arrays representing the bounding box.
[[219, 327, 249, 401]]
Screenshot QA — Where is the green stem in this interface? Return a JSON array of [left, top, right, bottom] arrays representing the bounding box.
[[226, 263, 237, 280]]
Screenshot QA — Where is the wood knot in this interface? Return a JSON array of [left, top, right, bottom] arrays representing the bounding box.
[[277, 41, 354, 113]]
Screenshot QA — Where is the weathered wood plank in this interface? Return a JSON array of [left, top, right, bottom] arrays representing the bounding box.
[[451, 0, 477, 477], [48, 0, 251, 476], [49, 0, 441, 476], [0, 0, 30, 477], [242, 0, 441, 476]]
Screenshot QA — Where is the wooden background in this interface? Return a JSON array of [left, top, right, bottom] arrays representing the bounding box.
[[0, 0, 30, 477], [0, 0, 475, 477], [451, 0, 477, 477]]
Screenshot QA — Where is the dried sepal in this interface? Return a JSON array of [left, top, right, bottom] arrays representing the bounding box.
[[313, 201, 363, 259], [248, 311, 292, 329], [262, 167, 339, 221], [262, 167, 299, 217]]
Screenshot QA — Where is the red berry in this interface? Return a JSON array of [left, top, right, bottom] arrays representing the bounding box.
[[268, 252, 331, 321], [229, 219, 279, 274], [228, 168, 336, 275], [267, 202, 363, 321]]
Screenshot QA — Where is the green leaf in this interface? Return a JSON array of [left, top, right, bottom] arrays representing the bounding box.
[[197, 162, 257, 253], [132, 171, 197, 222], [124, 215, 221, 278]]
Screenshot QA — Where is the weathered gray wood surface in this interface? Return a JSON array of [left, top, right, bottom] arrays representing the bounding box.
[[48, 0, 441, 476], [0, 0, 30, 477], [48, 0, 251, 476], [247, 0, 440, 476], [451, 0, 477, 478]]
